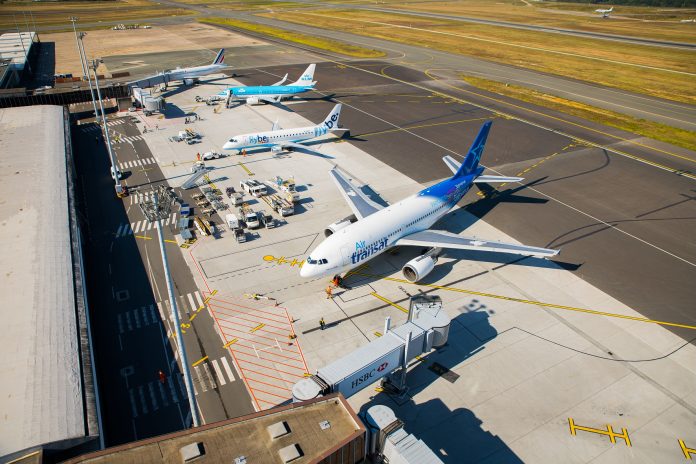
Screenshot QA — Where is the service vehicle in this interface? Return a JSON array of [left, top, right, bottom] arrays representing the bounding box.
[[262, 193, 294, 217], [179, 203, 191, 218], [239, 205, 260, 229], [258, 210, 276, 229], [202, 151, 225, 160], [240, 179, 267, 197], [233, 227, 247, 243], [225, 213, 239, 229], [193, 216, 211, 236]]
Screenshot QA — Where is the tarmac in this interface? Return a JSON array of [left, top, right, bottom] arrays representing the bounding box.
[[70, 47, 696, 461]]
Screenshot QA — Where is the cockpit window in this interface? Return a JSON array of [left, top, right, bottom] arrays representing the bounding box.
[[319, 259, 328, 264], [228, 138, 237, 143], [306, 257, 328, 265]]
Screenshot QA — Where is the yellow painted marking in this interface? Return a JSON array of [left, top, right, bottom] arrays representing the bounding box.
[[164, 239, 177, 244], [189, 312, 198, 322], [303, 372, 313, 377], [374, 331, 383, 337], [191, 356, 208, 367], [374, 387, 384, 392], [223, 338, 238, 349], [250, 323, 265, 333], [568, 418, 631, 447], [680, 439, 696, 460], [239, 162, 254, 176], [370, 292, 408, 314], [135, 235, 152, 240], [354, 271, 696, 331], [6, 451, 41, 464], [211, 289, 218, 296]]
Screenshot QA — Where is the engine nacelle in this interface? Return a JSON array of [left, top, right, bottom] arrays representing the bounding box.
[[402, 255, 437, 283], [271, 145, 283, 154], [183, 78, 197, 86], [324, 215, 357, 237], [246, 97, 261, 105]]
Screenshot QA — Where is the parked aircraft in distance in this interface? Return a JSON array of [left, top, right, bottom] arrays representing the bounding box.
[[300, 121, 559, 282], [163, 49, 228, 85], [595, 6, 613, 17], [217, 63, 316, 105], [222, 103, 345, 154]]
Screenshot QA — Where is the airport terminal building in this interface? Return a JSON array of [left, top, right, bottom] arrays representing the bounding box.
[[0, 105, 100, 460]]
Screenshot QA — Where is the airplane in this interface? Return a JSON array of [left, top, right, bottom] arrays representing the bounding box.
[[217, 63, 316, 105], [595, 6, 613, 18], [300, 121, 559, 282], [162, 49, 228, 85], [222, 103, 346, 154]]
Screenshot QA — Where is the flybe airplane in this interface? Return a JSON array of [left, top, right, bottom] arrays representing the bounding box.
[[595, 6, 613, 17], [300, 121, 559, 282], [164, 49, 228, 85], [218, 63, 316, 105], [222, 103, 345, 154]]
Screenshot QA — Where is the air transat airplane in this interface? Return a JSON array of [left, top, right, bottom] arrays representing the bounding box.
[[222, 103, 345, 154], [300, 121, 559, 282], [217, 63, 316, 105], [164, 49, 228, 85]]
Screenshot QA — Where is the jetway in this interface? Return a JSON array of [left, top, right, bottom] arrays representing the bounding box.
[[128, 72, 172, 90], [292, 295, 450, 402], [132, 87, 164, 114]]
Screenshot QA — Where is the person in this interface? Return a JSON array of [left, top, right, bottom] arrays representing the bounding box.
[[196, 152, 201, 161], [325, 286, 333, 300], [319, 318, 326, 330], [157, 370, 166, 384], [241, 148, 247, 158]]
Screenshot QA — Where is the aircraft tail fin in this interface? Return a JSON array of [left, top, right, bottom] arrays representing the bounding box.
[[321, 103, 343, 131], [212, 49, 225, 65], [290, 63, 316, 86], [453, 121, 492, 179]]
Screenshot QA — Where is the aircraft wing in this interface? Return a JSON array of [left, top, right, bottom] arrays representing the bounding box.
[[394, 229, 559, 258], [328, 166, 386, 220], [277, 141, 334, 158], [442, 156, 522, 183], [273, 73, 288, 86], [257, 95, 281, 104]]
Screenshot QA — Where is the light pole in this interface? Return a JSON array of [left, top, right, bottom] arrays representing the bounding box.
[[144, 188, 201, 427], [90, 59, 121, 195], [70, 17, 99, 119]]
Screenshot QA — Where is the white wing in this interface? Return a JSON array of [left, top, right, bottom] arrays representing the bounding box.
[[328, 166, 386, 220], [395, 229, 559, 258], [442, 156, 522, 183], [273, 73, 288, 86]]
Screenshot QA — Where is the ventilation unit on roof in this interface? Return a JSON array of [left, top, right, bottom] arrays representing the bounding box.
[[267, 420, 290, 439], [179, 442, 205, 462], [278, 444, 304, 463]]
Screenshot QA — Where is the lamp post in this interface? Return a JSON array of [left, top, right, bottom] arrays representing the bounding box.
[[70, 17, 99, 119], [90, 59, 122, 195]]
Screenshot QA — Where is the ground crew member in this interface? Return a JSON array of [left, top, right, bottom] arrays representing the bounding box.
[[196, 152, 201, 161], [319, 318, 326, 330], [241, 148, 247, 158], [157, 370, 166, 384], [325, 286, 333, 300]]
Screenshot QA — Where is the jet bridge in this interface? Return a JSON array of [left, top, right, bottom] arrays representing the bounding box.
[[292, 295, 450, 402]]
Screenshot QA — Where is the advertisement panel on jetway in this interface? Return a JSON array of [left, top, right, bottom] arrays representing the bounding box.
[[334, 347, 402, 398]]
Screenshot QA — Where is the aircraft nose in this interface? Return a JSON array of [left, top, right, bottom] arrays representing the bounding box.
[[222, 142, 233, 150], [299, 263, 312, 278]]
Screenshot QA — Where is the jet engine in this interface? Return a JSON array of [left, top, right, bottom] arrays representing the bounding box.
[[183, 78, 197, 86], [271, 145, 284, 154], [246, 97, 260, 105], [402, 254, 437, 283], [324, 215, 357, 237]]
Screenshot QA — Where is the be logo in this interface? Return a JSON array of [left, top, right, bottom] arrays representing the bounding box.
[[254, 135, 269, 144], [377, 362, 388, 372], [324, 113, 339, 129]]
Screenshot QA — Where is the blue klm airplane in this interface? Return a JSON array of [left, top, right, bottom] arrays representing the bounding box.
[[217, 63, 316, 105], [300, 121, 559, 282]]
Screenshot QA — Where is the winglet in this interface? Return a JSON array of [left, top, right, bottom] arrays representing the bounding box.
[[453, 121, 492, 179]]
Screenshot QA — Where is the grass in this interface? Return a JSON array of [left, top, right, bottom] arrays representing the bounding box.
[[396, 0, 696, 44], [0, 0, 193, 30], [260, 9, 696, 105], [459, 73, 696, 152], [172, 0, 309, 9], [198, 17, 385, 58]]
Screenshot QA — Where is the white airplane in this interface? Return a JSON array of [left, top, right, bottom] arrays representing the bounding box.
[[595, 6, 613, 17], [218, 63, 317, 105], [222, 103, 346, 154], [163, 49, 228, 85], [300, 121, 559, 282]]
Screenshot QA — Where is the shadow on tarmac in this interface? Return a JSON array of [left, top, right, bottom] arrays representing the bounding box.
[[358, 308, 523, 463], [72, 125, 191, 446]]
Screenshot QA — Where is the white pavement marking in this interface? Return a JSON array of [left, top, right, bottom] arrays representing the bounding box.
[[118, 313, 124, 334], [138, 385, 148, 414], [187, 293, 197, 313], [211, 359, 226, 386], [148, 382, 159, 411], [141, 306, 149, 325], [194, 291, 204, 309], [125, 312, 133, 331], [158, 381, 169, 407], [156, 302, 165, 322], [116, 224, 125, 237], [133, 221, 142, 234], [134, 308, 141, 329], [129, 389, 138, 418], [169, 377, 179, 403], [195, 365, 207, 392], [220, 357, 236, 383], [146, 221, 153, 231], [203, 363, 217, 390], [149, 304, 157, 324]]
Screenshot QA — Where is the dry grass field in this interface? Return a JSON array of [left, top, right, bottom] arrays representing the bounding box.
[[261, 9, 696, 104]]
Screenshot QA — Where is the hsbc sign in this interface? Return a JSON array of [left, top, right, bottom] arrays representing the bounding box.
[[336, 348, 401, 397]]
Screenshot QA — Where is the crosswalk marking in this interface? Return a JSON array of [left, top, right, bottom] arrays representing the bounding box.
[[212, 359, 226, 386], [138, 385, 148, 414], [158, 381, 169, 407], [149, 304, 157, 324], [204, 362, 217, 390], [194, 365, 207, 392], [116, 224, 125, 237], [117, 313, 124, 334], [187, 293, 197, 313], [133, 221, 142, 234], [220, 357, 236, 383], [157, 291, 204, 320], [141, 305, 150, 325], [125, 312, 133, 331], [129, 389, 138, 418], [118, 305, 160, 333], [134, 308, 141, 328], [148, 382, 159, 411], [169, 376, 179, 403]]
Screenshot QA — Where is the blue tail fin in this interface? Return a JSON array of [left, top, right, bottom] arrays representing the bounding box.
[[453, 121, 492, 178]]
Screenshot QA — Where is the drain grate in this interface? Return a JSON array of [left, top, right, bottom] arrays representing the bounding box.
[[428, 362, 459, 383]]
